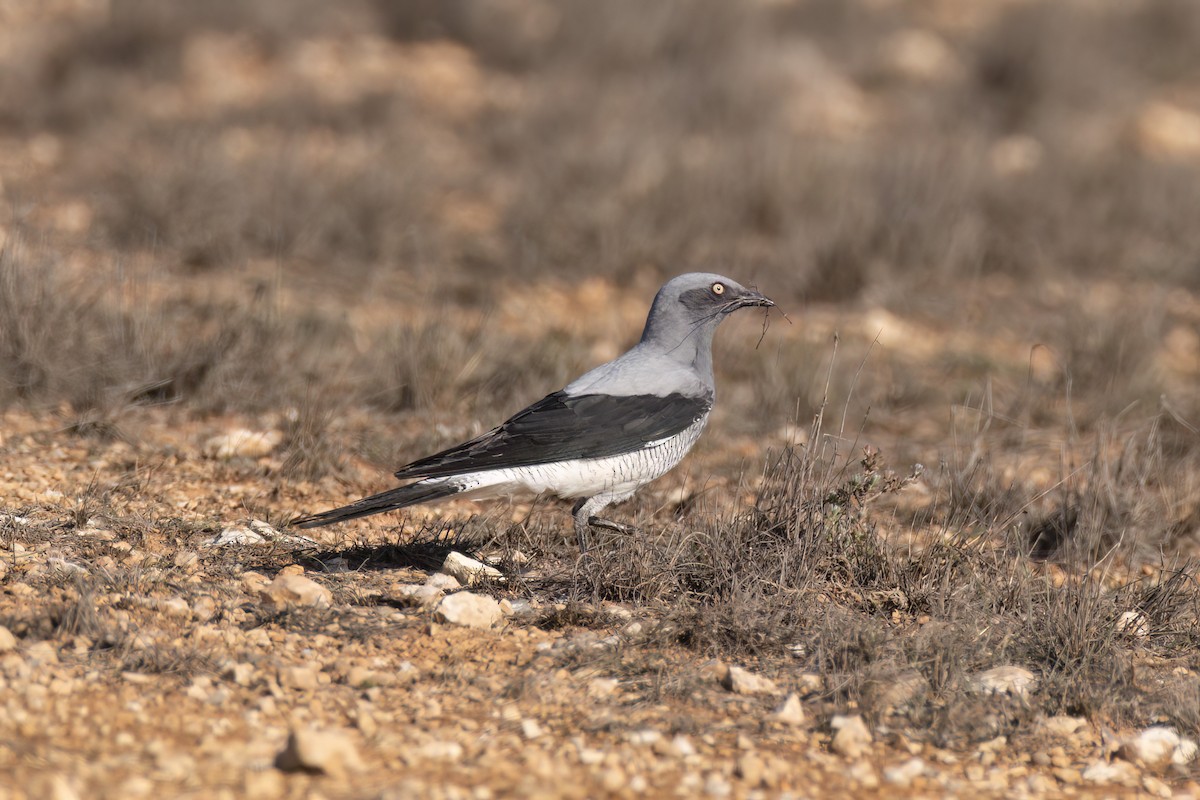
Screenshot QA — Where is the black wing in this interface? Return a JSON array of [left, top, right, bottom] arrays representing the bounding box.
[[394, 391, 712, 479]]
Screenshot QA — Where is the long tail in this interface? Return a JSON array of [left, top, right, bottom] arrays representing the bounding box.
[[291, 481, 462, 528]]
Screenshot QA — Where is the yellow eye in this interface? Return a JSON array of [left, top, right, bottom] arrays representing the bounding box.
[[712, 282, 725, 296]]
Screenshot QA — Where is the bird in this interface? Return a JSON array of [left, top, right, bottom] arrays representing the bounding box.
[[292, 272, 775, 551]]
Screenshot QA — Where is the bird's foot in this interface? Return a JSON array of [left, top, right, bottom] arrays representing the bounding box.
[[588, 516, 638, 536]]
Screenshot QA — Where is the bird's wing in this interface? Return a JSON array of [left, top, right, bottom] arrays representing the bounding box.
[[394, 390, 712, 479]]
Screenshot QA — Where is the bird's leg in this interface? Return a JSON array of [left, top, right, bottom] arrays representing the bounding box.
[[587, 517, 638, 535], [571, 498, 593, 553]]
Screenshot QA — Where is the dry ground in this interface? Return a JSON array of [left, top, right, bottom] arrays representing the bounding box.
[[4, 0, 1200, 798]]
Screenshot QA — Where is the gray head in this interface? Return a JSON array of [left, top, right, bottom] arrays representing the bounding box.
[[639, 272, 774, 371]]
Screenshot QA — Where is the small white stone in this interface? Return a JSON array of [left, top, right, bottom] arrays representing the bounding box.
[[391, 583, 444, 608], [670, 734, 696, 758], [627, 729, 662, 746], [204, 429, 282, 460], [425, 572, 462, 591], [435, 591, 503, 629], [204, 526, 267, 547], [722, 665, 778, 695], [1082, 759, 1138, 786], [521, 719, 543, 740], [1119, 726, 1197, 767], [274, 728, 364, 778], [1039, 715, 1087, 737], [830, 715, 872, 759], [772, 694, 806, 726], [0, 626, 16, 652], [416, 741, 464, 761], [883, 757, 927, 787], [969, 666, 1038, 698], [1116, 610, 1149, 638], [441, 551, 504, 586], [259, 573, 332, 609]]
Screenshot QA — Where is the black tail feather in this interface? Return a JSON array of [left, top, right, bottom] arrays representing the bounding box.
[[291, 482, 462, 528]]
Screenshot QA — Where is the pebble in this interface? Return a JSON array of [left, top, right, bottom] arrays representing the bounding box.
[[969, 665, 1038, 698], [796, 672, 824, 695], [846, 760, 879, 789], [722, 665, 778, 695], [205, 526, 267, 547], [1119, 725, 1198, 766], [1038, 715, 1087, 738], [275, 728, 365, 779], [0, 626, 16, 653], [1081, 759, 1139, 786], [425, 572, 462, 591], [736, 754, 765, 786], [883, 757, 927, 786], [203, 428, 283, 459], [242, 769, 285, 800], [830, 715, 872, 759], [416, 741, 464, 761], [280, 665, 320, 691], [440, 551, 504, 586], [772, 693, 806, 726], [259, 573, 332, 609], [391, 583, 445, 609], [435, 591, 504, 629], [1116, 610, 1150, 637]]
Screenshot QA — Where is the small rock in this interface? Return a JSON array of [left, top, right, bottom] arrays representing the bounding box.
[[159, 597, 191, 618], [259, 573, 332, 609], [722, 665, 778, 695], [867, 670, 927, 715], [1082, 759, 1139, 786], [1136, 101, 1200, 161], [830, 715, 872, 759], [703, 773, 731, 797], [627, 729, 662, 747], [48, 774, 81, 800], [588, 678, 619, 698], [969, 665, 1037, 698], [390, 583, 445, 609], [242, 769, 285, 800], [736, 754, 765, 786], [772, 694, 806, 726], [274, 728, 364, 779], [173, 551, 200, 571], [1053, 766, 1083, 785], [883, 757, 927, 787], [521, 719, 543, 740], [600, 767, 627, 793], [47, 557, 88, 577], [425, 572, 462, 591], [280, 665, 320, 691], [1143, 774, 1173, 798], [204, 428, 283, 460], [416, 741, 464, 761], [440, 551, 504, 586], [435, 591, 503, 629], [192, 595, 217, 623], [0, 626, 16, 653], [1039, 715, 1087, 738], [846, 760, 879, 789], [206, 526, 267, 548], [669, 734, 696, 758], [796, 672, 824, 695], [1119, 726, 1198, 767], [1116, 610, 1149, 638]]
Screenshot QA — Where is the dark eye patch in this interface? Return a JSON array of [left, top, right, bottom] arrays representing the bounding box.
[[679, 286, 721, 312]]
